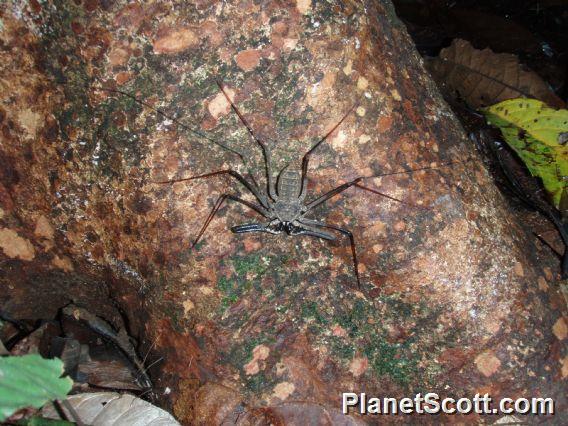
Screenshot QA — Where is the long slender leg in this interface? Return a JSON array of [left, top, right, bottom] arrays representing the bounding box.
[[231, 223, 268, 234], [305, 160, 465, 211], [93, 84, 262, 190], [305, 178, 431, 213], [290, 227, 335, 241], [155, 169, 271, 211], [304, 178, 363, 211], [193, 194, 268, 247], [353, 183, 430, 210], [298, 219, 361, 289], [361, 159, 468, 179], [216, 81, 278, 201], [299, 100, 360, 199], [93, 85, 245, 161]]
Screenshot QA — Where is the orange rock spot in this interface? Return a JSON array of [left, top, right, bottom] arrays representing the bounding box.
[[182, 299, 195, 317], [296, 0, 312, 14], [377, 115, 393, 133], [394, 220, 406, 232], [108, 47, 130, 66], [537, 276, 548, 291], [349, 356, 368, 377], [114, 3, 145, 32], [282, 38, 298, 51], [552, 317, 567, 341], [200, 21, 223, 47], [321, 70, 336, 90], [235, 49, 262, 71], [272, 382, 295, 400], [243, 237, 261, 252], [331, 324, 347, 337], [244, 344, 270, 375], [116, 71, 132, 85], [252, 344, 270, 361], [52, 255, 74, 272], [0, 228, 35, 261], [474, 350, 501, 377], [200, 116, 218, 131], [368, 221, 386, 236], [513, 262, 524, 277], [244, 360, 260, 375], [34, 215, 54, 240], [372, 244, 383, 253], [272, 21, 288, 35], [153, 28, 198, 54]]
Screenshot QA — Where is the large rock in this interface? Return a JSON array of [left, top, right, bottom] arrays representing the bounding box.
[[0, 0, 565, 423]]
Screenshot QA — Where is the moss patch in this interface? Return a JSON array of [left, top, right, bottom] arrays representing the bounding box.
[[217, 253, 270, 310]]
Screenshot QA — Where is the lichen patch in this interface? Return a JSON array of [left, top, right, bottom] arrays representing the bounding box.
[[17, 108, 41, 137], [390, 89, 402, 101], [343, 60, 353, 76], [208, 89, 236, 120], [357, 76, 368, 91], [330, 129, 347, 150], [183, 299, 195, 317]]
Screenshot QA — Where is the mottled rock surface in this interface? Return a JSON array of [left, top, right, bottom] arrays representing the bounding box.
[[0, 0, 566, 424]]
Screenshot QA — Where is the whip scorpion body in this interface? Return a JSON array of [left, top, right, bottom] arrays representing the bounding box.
[[103, 81, 451, 288]]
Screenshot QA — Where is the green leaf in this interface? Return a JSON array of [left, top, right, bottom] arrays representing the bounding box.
[[483, 99, 568, 209], [18, 416, 75, 426], [0, 355, 73, 422]]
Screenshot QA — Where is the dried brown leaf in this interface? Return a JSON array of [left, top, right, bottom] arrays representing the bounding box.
[[430, 39, 564, 109], [42, 392, 180, 425]]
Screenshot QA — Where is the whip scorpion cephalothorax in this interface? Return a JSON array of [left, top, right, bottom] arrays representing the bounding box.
[[99, 80, 457, 289]]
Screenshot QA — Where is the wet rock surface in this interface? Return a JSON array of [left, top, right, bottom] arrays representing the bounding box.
[[0, 0, 566, 423]]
